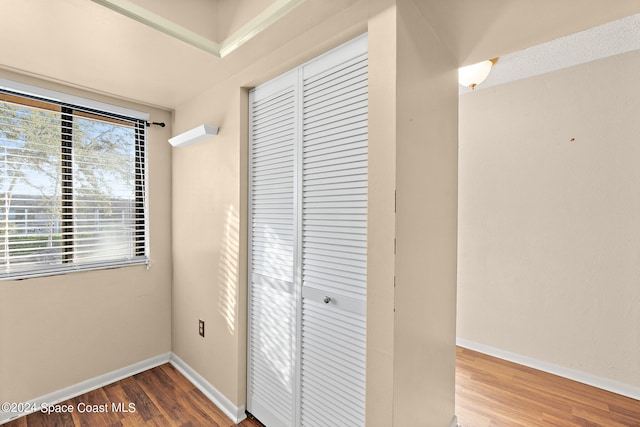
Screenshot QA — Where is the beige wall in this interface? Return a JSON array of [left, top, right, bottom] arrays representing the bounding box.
[[458, 50, 640, 388], [365, 2, 397, 425], [171, 82, 247, 405], [393, 1, 458, 425], [170, 1, 369, 409], [130, 0, 219, 41], [5, 1, 639, 425], [172, 1, 459, 425], [218, 0, 273, 41], [0, 70, 173, 404]]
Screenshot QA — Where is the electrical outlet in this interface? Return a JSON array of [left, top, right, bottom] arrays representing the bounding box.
[[199, 319, 205, 337]]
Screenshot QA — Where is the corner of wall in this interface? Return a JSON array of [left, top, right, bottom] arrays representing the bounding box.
[[393, 0, 458, 424]]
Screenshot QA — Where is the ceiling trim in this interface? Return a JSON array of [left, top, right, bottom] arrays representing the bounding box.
[[219, 0, 305, 58], [460, 13, 640, 94], [90, 0, 305, 58], [91, 0, 220, 55]]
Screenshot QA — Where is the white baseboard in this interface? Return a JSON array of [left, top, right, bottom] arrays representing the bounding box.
[[0, 352, 246, 426], [169, 353, 246, 423], [0, 352, 171, 425], [457, 338, 640, 401]]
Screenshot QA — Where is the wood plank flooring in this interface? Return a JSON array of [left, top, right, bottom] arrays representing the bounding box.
[[456, 346, 640, 426], [6, 349, 640, 426], [4, 364, 262, 427]]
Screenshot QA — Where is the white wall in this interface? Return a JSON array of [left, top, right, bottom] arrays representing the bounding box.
[[458, 50, 640, 391]]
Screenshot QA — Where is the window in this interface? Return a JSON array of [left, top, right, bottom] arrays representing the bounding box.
[[0, 86, 148, 280]]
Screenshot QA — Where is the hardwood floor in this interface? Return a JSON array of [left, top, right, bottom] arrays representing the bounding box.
[[4, 364, 262, 427], [6, 350, 640, 426], [456, 347, 640, 427]]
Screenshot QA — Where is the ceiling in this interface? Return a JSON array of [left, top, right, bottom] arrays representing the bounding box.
[[460, 14, 640, 94], [414, 0, 640, 66], [1, 0, 639, 110], [0, 0, 361, 109]]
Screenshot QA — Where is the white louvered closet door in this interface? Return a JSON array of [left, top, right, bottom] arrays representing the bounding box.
[[247, 69, 299, 427], [299, 35, 368, 427], [248, 34, 367, 427]]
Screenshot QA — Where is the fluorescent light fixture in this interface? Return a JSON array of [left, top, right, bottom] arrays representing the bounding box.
[[169, 124, 219, 147]]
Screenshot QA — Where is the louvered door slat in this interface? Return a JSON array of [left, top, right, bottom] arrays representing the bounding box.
[[304, 90, 367, 117], [300, 35, 368, 427], [304, 147, 366, 163], [304, 140, 368, 159], [304, 64, 368, 97], [303, 119, 368, 142], [248, 34, 367, 427], [247, 69, 298, 427], [303, 102, 368, 128], [300, 292, 367, 427], [302, 248, 366, 264], [302, 176, 367, 190]]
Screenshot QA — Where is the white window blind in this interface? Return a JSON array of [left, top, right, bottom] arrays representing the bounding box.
[[0, 89, 148, 280]]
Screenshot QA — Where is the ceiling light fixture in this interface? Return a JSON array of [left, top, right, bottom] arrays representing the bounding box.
[[169, 124, 219, 147], [459, 57, 499, 90]]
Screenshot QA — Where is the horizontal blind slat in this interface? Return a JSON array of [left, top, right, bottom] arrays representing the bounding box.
[[1, 90, 147, 281]]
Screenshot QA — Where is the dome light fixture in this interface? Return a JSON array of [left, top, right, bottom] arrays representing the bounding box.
[[459, 57, 499, 90]]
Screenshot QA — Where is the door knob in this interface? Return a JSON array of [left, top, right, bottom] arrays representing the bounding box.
[[323, 296, 331, 304]]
